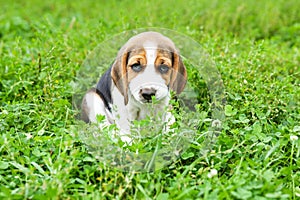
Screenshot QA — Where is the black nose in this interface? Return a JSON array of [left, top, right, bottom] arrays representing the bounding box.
[[140, 88, 156, 101]]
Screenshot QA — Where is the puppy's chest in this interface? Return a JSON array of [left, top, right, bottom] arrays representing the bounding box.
[[127, 104, 151, 121], [127, 95, 169, 121], [127, 104, 162, 121]]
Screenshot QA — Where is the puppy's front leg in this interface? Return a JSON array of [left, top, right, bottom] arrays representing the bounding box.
[[164, 111, 176, 132]]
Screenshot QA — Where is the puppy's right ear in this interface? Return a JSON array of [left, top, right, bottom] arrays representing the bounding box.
[[170, 51, 187, 94], [111, 49, 129, 105]]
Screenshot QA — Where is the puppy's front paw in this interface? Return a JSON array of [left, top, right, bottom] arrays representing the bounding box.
[[120, 135, 133, 146], [165, 112, 176, 132], [118, 130, 133, 146]]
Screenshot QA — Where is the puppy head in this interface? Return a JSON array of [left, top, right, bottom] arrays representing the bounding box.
[[111, 32, 187, 105]]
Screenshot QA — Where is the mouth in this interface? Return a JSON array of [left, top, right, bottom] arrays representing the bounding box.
[[141, 98, 156, 104], [139, 92, 170, 105], [130, 83, 169, 104]]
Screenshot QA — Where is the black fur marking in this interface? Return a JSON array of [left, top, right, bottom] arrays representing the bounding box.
[[96, 67, 112, 112]]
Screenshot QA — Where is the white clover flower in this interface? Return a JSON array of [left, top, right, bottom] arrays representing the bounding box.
[[211, 119, 222, 128], [2, 110, 8, 115], [207, 169, 218, 178], [25, 133, 33, 140], [290, 135, 298, 141]]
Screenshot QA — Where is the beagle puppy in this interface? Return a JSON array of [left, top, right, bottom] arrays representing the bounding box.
[[81, 31, 187, 142]]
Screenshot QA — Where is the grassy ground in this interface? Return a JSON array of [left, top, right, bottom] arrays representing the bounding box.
[[1, 0, 300, 199]]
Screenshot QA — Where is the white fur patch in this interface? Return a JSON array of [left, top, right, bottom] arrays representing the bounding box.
[[84, 92, 108, 123], [144, 41, 157, 65], [111, 85, 130, 131]]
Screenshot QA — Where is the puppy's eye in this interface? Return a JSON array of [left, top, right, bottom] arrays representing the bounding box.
[[131, 64, 143, 72], [158, 65, 169, 74]]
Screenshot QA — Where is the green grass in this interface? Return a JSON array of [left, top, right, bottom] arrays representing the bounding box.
[[1, 0, 300, 199]]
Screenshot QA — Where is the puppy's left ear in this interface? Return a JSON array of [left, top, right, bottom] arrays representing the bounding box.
[[170, 51, 187, 94]]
